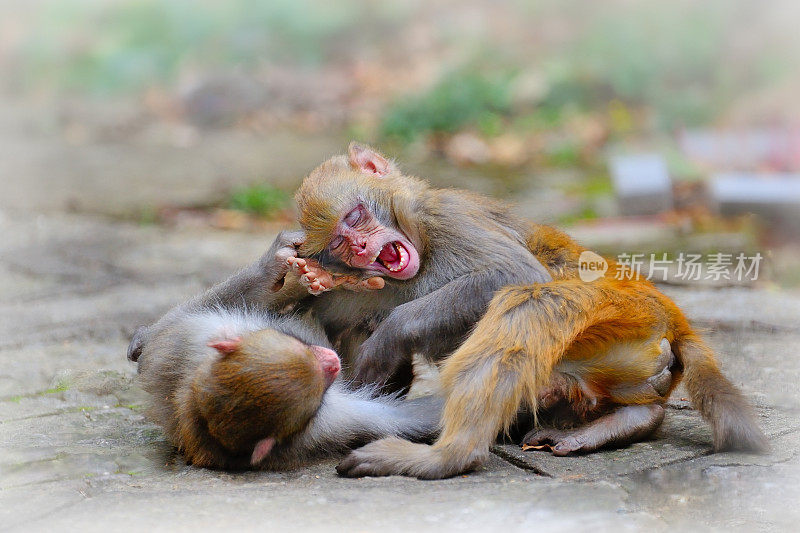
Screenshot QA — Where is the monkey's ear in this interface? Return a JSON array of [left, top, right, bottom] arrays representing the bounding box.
[[250, 437, 276, 465], [348, 142, 392, 177], [207, 337, 242, 355]]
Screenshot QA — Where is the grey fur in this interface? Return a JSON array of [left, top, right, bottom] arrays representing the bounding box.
[[130, 231, 442, 469], [129, 230, 309, 362], [307, 189, 552, 391]]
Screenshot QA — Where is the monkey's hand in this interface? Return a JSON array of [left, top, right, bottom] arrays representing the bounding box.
[[287, 257, 384, 296], [259, 230, 306, 291], [351, 315, 414, 392], [337, 438, 476, 479]]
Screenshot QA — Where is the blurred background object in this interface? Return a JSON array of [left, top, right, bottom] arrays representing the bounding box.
[[2, 0, 799, 285]]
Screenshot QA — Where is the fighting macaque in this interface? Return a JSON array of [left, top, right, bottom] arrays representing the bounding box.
[[129, 232, 440, 469], [290, 142, 552, 394], [286, 143, 767, 479]]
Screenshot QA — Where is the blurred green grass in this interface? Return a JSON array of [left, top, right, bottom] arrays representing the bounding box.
[[381, 67, 517, 143], [228, 184, 290, 217], [11, 0, 797, 181], [17, 0, 793, 131], [20, 0, 390, 94]]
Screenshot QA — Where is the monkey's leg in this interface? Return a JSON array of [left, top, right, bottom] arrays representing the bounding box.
[[521, 404, 665, 456], [523, 337, 675, 453], [337, 341, 528, 479], [536, 370, 599, 420]]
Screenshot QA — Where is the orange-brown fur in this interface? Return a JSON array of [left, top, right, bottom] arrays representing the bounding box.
[[159, 329, 326, 469], [405, 226, 768, 477]]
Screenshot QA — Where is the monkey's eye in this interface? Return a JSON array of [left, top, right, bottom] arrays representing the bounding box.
[[329, 235, 345, 249], [343, 206, 362, 227]]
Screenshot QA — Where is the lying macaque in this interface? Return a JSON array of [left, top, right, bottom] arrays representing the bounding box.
[[137, 308, 439, 468], [128, 231, 440, 469]]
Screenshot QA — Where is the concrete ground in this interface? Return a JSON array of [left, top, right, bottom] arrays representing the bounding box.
[[1, 209, 799, 532]]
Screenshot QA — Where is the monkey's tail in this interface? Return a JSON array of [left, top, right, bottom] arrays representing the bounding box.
[[671, 332, 768, 452]]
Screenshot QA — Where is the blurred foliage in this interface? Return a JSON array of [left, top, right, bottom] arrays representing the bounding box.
[[544, 141, 582, 168], [565, 174, 613, 198], [381, 67, 517, 143], [20, 0, 383, 94], [378, 1, 794, 143], [14, 0, 795, 136], [228, 184, 290, 217], [558, 205, 600, 226], [547, 2, 729, 129]]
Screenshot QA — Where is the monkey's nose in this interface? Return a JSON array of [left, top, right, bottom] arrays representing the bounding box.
[[351, 242, 368, 255], [320, 357, 340, 379], [310, 345, 341, 383]]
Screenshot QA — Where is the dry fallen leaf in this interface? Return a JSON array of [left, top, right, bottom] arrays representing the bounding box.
[[522, 443, 553, 452]]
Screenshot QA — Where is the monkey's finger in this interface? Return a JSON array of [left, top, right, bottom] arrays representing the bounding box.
[[336, 453, 373, 477], [521, 428, 563, 448], [302, 278, 328, 296], [288, 260, 312, 278], [361, 277, 385, 290], [551, 436, 587, 456], [274, 248, 298, 262], [301, 274, 323, 289], [339, 462, 385, 478], [276, 230, 306, 248]]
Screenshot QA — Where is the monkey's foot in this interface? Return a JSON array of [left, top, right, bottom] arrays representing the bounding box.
[[288, 257, 384, 295], [521, 428, 587, 456], [287, 257, 335, 295], [336, 438, 484, 480], [521, 404, 665, 456]]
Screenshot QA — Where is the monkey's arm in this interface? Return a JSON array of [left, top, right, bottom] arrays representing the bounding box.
[[288, 384, 443, 454], [354, 257, 552, 389], [195, 230, 308, 311], [127, 230, 309, 362]]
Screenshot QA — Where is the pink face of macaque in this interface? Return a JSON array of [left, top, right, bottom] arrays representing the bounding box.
[[326, 145, 421, 280], [326, 204, 420, 280], [309, 344, 341, 386]]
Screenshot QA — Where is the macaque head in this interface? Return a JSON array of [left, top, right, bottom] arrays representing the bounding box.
[[295, 142, 427, 280], [199, 328, 340, 465]]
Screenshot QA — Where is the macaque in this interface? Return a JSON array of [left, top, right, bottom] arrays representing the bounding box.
[[290, 142, 552, 394], [286, 143, 767, 479], [128, 232, 440, 469], [136, 308, 439, 469]]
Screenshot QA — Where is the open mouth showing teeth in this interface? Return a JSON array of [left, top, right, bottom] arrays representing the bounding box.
[[375, 241, 409, 272]]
